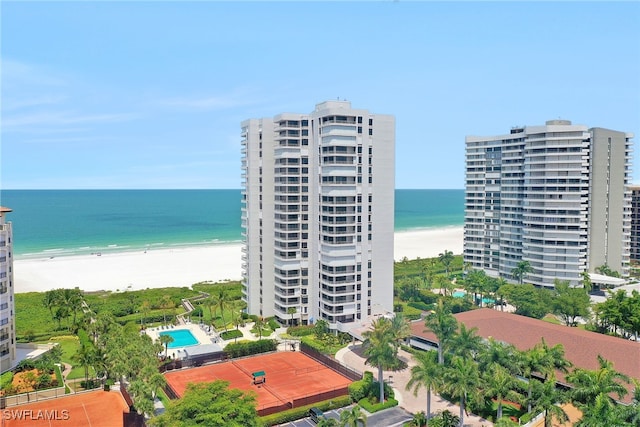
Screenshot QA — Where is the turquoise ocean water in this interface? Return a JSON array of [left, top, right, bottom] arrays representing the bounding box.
[[0, 189, 463, 259]]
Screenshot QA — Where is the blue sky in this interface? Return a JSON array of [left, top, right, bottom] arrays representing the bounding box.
[[1, 1, 639, 189]]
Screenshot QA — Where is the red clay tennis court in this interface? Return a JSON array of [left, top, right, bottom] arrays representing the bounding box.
[[164, 352, 353, 415], [3, 390, 130, 427]]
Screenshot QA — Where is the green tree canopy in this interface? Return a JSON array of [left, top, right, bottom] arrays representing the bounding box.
[[552, 280, 590, 327], [150, 381, 258, 427], [498, 284, 551, 319]]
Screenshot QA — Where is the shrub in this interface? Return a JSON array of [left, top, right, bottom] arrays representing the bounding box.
[[259, 395, 351, 426], [358, 397, 398, 413], [190, 306, 203, 317], [80, 379, 101, 390], [287, 325, 315, 337], [267, 317, 280, 330], [0, 371, 13, 390], [369, 380, 394, 400], [408, 301, 433, 311], [418, 290, 439, 305], [348, 380, 369, 402], [396, 304, 422, 321], [220, 329, 243, 340], [224, 339, 277, 358], [16, 359, 36, 372]]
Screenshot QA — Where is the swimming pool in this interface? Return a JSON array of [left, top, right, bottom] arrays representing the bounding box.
[[159, 329, 199, 348], [453, 291, 466, 298]]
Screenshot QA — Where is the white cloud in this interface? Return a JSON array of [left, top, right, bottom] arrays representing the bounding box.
[[2, 111, 139, 132]]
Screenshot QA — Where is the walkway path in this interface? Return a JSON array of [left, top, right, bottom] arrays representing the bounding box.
[[334, 344, 493, 427]]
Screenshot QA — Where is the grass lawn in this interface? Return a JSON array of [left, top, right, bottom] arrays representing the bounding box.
[[50, 336, 95, 380], [156, 387, 170, 408], [542, 314, 562, 325]]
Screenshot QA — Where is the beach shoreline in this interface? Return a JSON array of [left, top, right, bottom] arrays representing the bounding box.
[[14, 226, 463, 294]]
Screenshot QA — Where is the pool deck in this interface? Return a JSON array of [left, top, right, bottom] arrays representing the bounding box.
[[145, 322, 221, 359]]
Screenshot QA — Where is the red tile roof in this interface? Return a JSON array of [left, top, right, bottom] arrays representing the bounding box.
[[3, 390, 130, 427], [411, 308, 640, 402]]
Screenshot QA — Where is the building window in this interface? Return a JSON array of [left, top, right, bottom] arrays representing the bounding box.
[[369, 129, 373, 136]]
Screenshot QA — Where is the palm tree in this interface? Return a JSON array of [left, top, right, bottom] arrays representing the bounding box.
[[484, 364, 522, 420], [477, 337, 517, 374], [362, 317, 395, 404], [42, 289, 59, 323], [580, 270, 593, 293], [158, 334, 174, 359], [129, 379, 150, 402], [465, 269, 487, 306], [424, 300, 457, 364], [254, 316, 265, 339], [205, 295, 217, 322], [537, 338, 572, 381], [215, 287, 230, 330], [575, 392, 628, 426], [339, 405, 367, 426], [406, 350, 441, 425], [160, 295, 174, 325], [495, 277, 509, 311], [317, 418, 339, 427], [389, 313, 411, 353], [431, 410, 460, 427], [409, 411, 427, 427], [287, 306, 297, 327], [567, 354, 630, 406], [529, 374, 569, 427], [448, 323, 482, 360], [139, 300, 151, 329], [511, 261, 532, 285], [148, 372, 167, 399], [516, 346, 544, 413], [74, 343, 96, 388], [438, 250, 454, 277], [442, 356, 480, 427], [60, 288, 83, 330]]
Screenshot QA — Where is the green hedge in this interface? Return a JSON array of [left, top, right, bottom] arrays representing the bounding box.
[[408, 301, 433, 311], [287, 325, 315, 337], [220, 329, 243, 340], [259, 395, 351, 426], [117, 311, 174, 325], [348, 371, 373, 402], [395, 303, 422, 321], [224, 339, 277, 358], [0, 371, 13, 390], [358, 397, 398, 413], [267, 318, 280, 330]]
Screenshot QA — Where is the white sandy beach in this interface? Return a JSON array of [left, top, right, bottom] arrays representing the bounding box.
[[14, 226, 463, 293]]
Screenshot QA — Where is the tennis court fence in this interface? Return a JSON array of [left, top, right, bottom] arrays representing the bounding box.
[[299, 342, 362, 382]]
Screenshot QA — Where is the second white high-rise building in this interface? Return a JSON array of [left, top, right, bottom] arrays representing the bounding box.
[[241, 101, 395, 330], [464, 120, 632, 287]]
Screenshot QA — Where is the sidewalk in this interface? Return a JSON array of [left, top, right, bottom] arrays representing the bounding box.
[[334, 344, 493, 427]]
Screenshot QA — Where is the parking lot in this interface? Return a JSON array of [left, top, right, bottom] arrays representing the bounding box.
[[279, 406, 413, 427]]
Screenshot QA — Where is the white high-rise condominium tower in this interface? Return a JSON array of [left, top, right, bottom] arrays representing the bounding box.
[[241, 101, 395, 330], [0, 207, 16, 372], [464, 120, 632, 287]]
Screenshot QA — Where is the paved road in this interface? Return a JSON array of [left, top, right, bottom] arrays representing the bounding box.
[[335, 344, 493, 427]]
